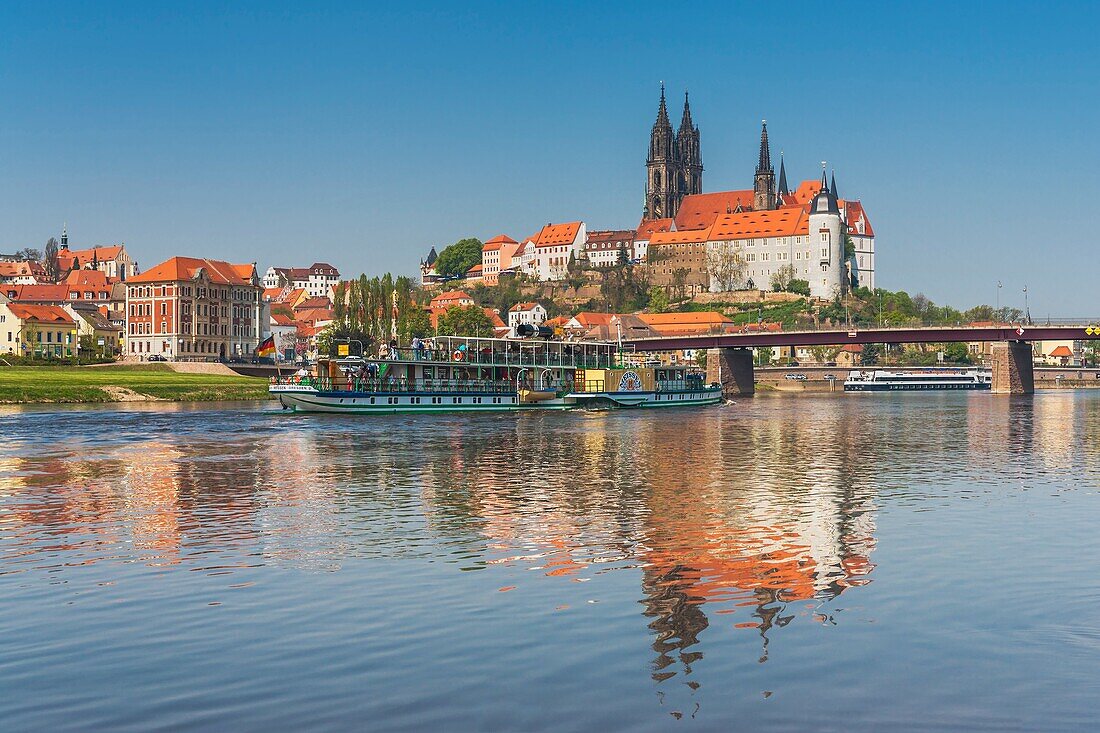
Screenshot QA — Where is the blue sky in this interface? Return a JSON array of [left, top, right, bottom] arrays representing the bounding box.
[[1, 1, 1096, 314]]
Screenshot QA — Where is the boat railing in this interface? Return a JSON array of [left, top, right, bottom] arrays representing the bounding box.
[[273, 375, 516, 394]]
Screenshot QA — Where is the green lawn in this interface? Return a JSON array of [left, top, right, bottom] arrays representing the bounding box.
[[0, 365, 272, 403]]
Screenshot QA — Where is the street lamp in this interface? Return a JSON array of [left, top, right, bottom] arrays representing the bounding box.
[[996, 280, 1002, 317], [1023, 285, 1031, 325]]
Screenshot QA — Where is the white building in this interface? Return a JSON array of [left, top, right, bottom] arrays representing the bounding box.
[[508, 301, 547, 337], [699, 174, 847, 299], [263, 263, 340, 298], [844, 201, 875, 290], [531, 221, 585, 281], [583, 230, 636, 268]]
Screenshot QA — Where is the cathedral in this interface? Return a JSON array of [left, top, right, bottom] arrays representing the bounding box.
[[643, 85, 702, 220]]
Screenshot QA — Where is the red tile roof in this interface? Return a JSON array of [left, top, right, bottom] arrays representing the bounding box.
[[64, 269, 114, 287], [0, 261, 46, 279], [7, 303, 76, 325], [534, 222, 582, 248], [510, 302, 542, 312], [3, 284, 71, 302], [1049, 345, 1074, 357], [674, 190, 755, 230], [636, 218, 674, 240], [648, 227, 712, 245], [845, 200, 875, 237], [430, 290, 474, 308], [708, 207, 809, 240], [482, 234, 518, 252], [128, 257, 257, 286]]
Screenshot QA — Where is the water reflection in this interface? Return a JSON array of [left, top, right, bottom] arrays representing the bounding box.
[[3, 392, 1100, 728]]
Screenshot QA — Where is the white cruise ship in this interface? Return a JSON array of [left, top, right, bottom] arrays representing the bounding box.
[[844, 369, 992, 392]]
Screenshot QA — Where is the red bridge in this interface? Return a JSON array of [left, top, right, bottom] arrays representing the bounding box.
[[622, 325, 1098, 396]]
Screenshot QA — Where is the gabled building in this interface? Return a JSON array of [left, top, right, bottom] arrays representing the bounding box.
[[55, 228, 139, 281], [429, 290, 474, 309], [0, 260, 47, 285], [531, 221, 585, 281], [0, 297, 77, 357], [584, 230, 636, 268], [508, 302, 547, 337], [262, 263, 340, 298], [481, 235, 520, 285], [125, 256, 262, 361]]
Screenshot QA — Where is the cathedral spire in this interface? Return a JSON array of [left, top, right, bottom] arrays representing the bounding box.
[[777, 152, 789, 198], [756, 120, 773, 174], [753, 119, 776, 210], [655, 82, 670, 130], [680, 90, 694, 131]]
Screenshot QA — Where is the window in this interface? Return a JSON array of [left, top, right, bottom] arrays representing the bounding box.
[[821, 248, 829, 259]]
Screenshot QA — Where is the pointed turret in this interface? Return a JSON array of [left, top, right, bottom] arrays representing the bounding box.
[[830, 169, 838, 197], [753, 119, 776, 210], [679, 90, 694, 132], [675, 90, 703, 201], [757, 120, 773, 174], [777, 152, 789, 200], [646, 83, 680, 220]]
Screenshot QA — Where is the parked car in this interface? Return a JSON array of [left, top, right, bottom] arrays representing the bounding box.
[[146, 354, 167, 362], [785, 373, 807, 381], [823, 374, 837, 381]]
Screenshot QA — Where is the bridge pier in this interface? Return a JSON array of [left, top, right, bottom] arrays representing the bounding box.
[[991, 341, 1034, 394], [706, 348, 754, 397]]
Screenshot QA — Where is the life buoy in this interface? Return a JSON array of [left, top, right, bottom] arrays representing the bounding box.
[[452, 350, 465, 362]]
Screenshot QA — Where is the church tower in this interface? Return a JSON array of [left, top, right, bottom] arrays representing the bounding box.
[[753, 120, 776, 211], [645, 84, 679, 220], [676, 92, 702, 200]]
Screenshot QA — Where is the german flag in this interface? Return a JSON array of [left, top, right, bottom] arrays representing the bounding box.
[[256, 335, 276, 358]]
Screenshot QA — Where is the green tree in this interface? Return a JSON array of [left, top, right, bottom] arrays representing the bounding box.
[[787, 279, 811, 296], [860, 343, 881, 366], [770, 264, 796, 292], [943, 342, 971, 364], [400, 307, 433, 340], [433, 238, 484, 278], [647, 286, 670, 313], [435, 305, 494, 337], [755, 346, 773, 365]]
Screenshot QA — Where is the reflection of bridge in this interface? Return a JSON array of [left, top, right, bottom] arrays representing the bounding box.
[[623, 325, 1098, 395]]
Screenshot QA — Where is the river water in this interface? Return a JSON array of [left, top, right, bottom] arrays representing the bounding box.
[[2, 393, 1099, 731]]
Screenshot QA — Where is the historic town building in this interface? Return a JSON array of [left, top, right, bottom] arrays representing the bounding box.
[[262, 263, 340, 297], [125, 257, 262, 360]]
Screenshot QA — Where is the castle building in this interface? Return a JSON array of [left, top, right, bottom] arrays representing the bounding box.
[[647, 114, 877, 295], [644, 86, 702, 221]]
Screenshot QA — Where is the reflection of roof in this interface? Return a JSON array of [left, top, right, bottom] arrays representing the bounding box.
[[1049, 345, 1073, 357]]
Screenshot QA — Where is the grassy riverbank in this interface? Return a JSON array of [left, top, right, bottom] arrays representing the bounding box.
[[0, 365, 272, 404]]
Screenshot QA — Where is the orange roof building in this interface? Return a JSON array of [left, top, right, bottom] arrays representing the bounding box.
[[124, 256, 262, 361], [0, 301, 77, 356]]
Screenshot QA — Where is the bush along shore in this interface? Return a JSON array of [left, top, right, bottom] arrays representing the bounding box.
[[0, 364, 272, 404]]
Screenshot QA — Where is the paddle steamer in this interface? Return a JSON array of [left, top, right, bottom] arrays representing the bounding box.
[[270, 336, 721, 413]]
